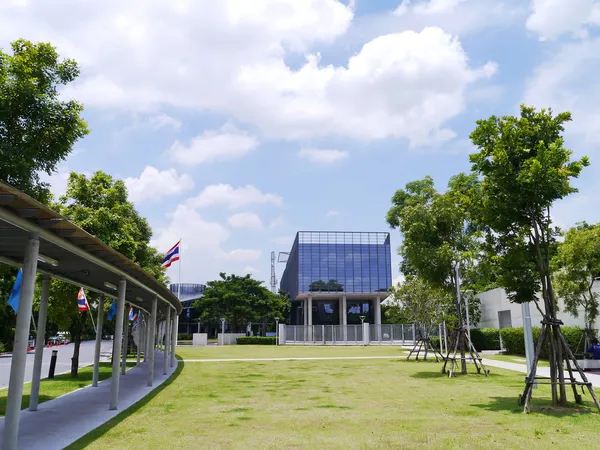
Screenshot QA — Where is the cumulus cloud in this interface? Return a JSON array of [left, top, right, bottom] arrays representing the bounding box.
[[395, 0, 467, 16], [326, 210, 340, 216], [187, 184, 283, 209], [124, 166, 195, 203], [219, 249, 262, 262], [298, 148, 348, 164], [0, 1, 496, 145], [227, 212, 263, 229], [525, 0, 600, 41], [169, 124, 259, 166]]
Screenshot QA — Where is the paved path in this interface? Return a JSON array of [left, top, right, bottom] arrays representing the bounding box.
[[0, 340, 113, 389], [0, 349, 177, 450]]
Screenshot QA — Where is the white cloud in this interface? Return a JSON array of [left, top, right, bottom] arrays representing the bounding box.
[[268, 216, 285, 229], [326, 210, 340, 216], [149, 114, 182, 130], [525, 0, 600, 41], [169, 124, 259, 166], [188, 184, 283, 209], [298, 148, 348, 164], [124, 166, 195, 203], [395, 0, 467, 16], [39, 164, 72, 199], [242, 265, 260, 274], [0, 2, 496, 145], [227, 212, 263, 229], [220, 249, 262, 262]]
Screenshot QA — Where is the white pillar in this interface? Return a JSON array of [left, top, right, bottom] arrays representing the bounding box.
[[175, 315, 179, 348], [303, 299, 308, 325], [339, 297, 344, 326], [136, 318, 141, 366], [307, 296, 312, 326], [363, 322, 370, 345], [92, 294, 105, 387], [3, 233, 40, 450], [29, 274, 50, 411], [170, 312, 177, 368], [142, 314, 147, 363], [147, 298, 157, 386], [110, 278, 126, 410], [342, 295, 347, 342], [163, 308, 171, 375], [121, 305, 129, 375], [279, 323, 286, 345], [375, 297, 381, 325]]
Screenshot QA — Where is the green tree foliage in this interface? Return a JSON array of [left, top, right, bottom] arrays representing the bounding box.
[[553, 223, 600, 329], [469, 105, 589, 405], [0, 39, 89, 203], [390, 276, 453, 336], [194, 273, 290, 333], [46, 171, 167, 376]]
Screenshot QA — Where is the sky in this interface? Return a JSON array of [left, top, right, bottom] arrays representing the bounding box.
[[2, 0, 600, 290]]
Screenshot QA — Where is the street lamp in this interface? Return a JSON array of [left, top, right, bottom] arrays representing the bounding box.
[[220, 318, 226, 345], [275, 317, 280, 346], [359, 315, 366, 325]]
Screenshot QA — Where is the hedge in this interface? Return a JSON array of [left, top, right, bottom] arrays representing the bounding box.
[[178, 333, 193, 340], [471, 328, 501, 351], [237, 336, 276, 345], [500, 326, 585, 358]]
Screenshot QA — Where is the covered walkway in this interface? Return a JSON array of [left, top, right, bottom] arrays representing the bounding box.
[[0, 181, 182, 450], [0, 350, 178, 450]]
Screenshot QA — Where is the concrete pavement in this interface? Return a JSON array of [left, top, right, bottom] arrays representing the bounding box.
[[0, 340, 113, 389]]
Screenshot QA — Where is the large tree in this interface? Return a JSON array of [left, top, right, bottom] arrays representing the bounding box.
[[194, 273, 290, 334], [553, 223, 600, 333], [0, 39, 89, 204], [469, 105, 591, 409], [48, 171, 167, 376]]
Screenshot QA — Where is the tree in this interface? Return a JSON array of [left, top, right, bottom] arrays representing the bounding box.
[[194, 273, 290, 334], [553, 223, 600, 332], [48, 171, 167, 376], [0, 39, 89, 204], [469, 105, 592, 409]]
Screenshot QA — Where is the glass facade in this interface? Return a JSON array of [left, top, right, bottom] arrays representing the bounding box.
[[170, 283, 206, 333], [280, 231, 392, 300]]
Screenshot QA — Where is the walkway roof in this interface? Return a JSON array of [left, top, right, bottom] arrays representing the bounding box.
[[0, 181, 181, 317]]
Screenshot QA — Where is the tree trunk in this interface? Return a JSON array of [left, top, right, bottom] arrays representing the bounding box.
[[70, 312, 84, 377]]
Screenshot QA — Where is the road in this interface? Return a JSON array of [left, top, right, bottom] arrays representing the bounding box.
[[0, 340, 114, 389]]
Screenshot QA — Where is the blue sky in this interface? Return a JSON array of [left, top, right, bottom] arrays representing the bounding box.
[[2, 0, 600, 288]]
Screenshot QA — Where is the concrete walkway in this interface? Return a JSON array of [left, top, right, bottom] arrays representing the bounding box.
[[0, 349, 178, 450]]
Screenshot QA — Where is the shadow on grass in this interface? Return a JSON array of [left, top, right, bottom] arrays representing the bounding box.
[[471, 396, 597, 416], [410, 370, 504, 380], [64, 357, 185, 450]]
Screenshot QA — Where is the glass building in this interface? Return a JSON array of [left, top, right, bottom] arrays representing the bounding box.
[[170, 283, 206, 333], [280, 231, 392, 326]]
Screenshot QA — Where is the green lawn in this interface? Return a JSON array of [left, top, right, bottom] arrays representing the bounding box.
[[483, 353, 550, 367], [0, 362, 134, 417], [68, 346, 600, 449]]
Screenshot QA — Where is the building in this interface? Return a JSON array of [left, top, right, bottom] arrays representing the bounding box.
[[280, 231, 392, 327], [170, 283, 206, 333], [477, 287, 587, 329]]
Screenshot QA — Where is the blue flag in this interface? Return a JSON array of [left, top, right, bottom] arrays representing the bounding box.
[[7, 269, 23, 313], [107, 301, 117, 321]]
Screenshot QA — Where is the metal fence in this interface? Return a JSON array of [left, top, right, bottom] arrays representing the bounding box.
[[283, 324, 441, 346]]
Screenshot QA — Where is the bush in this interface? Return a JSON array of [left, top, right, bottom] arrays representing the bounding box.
[[237, 336, 276, 345], [500, 326, 584, 359], [430, 336, 441, 350], [178, 333, 192, 340], [471, 328, 501, 351], [0, 342, 4, 353]]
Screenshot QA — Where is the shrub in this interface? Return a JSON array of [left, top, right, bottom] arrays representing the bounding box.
[[500, 326, 584, 359], [0, 342, 4, 353], [430, 336, 441, 350], [237, 336, 276, 345], [471, 328, 501, 351], [178, 333, 192, 340]]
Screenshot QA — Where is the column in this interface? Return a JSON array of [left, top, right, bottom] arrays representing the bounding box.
[[170, 313, 177, 368], [142, 314, 147, 363], [163, 307, 171, 375], [136, 316, 141, 366], [121, 305, 129, 375], [110, 278, 126, 410], [339, 297, 344, 326], [307, 295, 312, 342], [29, 274, 50, 411], [148, 297, 157, 386], [375, 296, 382, 342], [3, 233, 40, 450], [92, 294, 105, 387], [303, 299, 308, 342], [342, 295, 347, 342]]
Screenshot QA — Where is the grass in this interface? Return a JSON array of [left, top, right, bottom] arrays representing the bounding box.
[[0, 362, 135, 417], [483, 353, 550, 367], [68, 346, 600, 449]]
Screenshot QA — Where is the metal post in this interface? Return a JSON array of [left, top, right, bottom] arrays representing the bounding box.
[[275, 318, 280, 345], [465, 291, 471, 343], [220, 317, 226, 345], [522, 302, 537, 388], [163, 307, 171, 375], [3, 233, 40, 450], [30, 274, 50, 411], [110, 278, 126, 410], [147, 297, 157, 386], [439, 323, 443, 354], [171, 313, 178, 368], [401, 324, 404, 344], [322, 325, 325, 345], [443, 321, 448, 355], [92, 294, 105, 387], [121, 305, 129, 375], [412, 324, 416, 344], [136, 317, 141, 366]]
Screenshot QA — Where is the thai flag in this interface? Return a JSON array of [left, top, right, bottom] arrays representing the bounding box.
[[77, 288, 90, 312], [162, 240, 180, 268], [128, 307, 138, 322]]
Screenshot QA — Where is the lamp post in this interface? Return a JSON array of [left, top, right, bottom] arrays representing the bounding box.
[[275, 317, 280, 346], [220, 318, 226, 345]]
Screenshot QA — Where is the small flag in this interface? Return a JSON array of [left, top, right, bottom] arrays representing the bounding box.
[[77, 288, 90, 312], [7, 269, 23, 313], [162, 241, 180, 268], [107, 301, 117, 321], [128, 307, 138, 322], [132, 314, 141, 331]]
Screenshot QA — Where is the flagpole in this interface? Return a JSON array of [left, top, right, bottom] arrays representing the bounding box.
[[89, 304, 97, 335], [177, 238, 182, 301]]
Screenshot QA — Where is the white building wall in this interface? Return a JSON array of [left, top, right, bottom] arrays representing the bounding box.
[[477, 287, 587, 329]]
